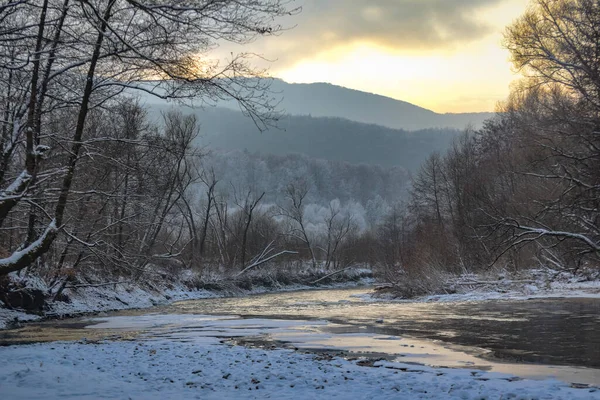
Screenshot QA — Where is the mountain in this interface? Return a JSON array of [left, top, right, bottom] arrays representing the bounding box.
[[147, 105, 461, 171], [140, 79, 491, 171], [140, 79, 494, 131], [256, 79, 493, 131]]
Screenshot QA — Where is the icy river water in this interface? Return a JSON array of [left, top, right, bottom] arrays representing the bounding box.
[[2, 287, 599, 385]]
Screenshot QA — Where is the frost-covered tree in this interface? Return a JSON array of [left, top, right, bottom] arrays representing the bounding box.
[[498, 0, 600, 263], [0, 0, 296, 275]]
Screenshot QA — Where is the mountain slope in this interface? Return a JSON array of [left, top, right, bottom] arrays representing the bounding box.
[[148, 105, 461, 171], [263, 80, 493, 131], [140, 79, 494, 131]]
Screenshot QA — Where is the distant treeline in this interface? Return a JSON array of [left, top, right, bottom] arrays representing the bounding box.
[[377, 0, 600, 296], [203, 150, 409, 206]]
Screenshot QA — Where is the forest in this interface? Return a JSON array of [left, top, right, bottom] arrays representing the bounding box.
[[0, 0, 598, 302], [388, 0, 600, 294]]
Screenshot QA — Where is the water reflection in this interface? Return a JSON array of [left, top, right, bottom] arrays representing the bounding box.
[[167, 289, 600, 369], [1, 287, 599, 385]]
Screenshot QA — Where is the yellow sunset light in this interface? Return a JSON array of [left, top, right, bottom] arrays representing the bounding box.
[[272, 0, 528, 113]]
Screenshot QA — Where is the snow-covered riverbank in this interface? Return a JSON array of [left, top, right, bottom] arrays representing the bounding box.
[[4, 267, 600, 329], [0, 269, 374, 330], [367, 268, 600, 303], [0, 339, 597, 399]]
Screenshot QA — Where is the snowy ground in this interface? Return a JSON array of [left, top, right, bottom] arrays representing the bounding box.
[[0, 280, 216, 330], [2, 268, 599, 399], [0, 339, 597, 399], [365, 268, 600, 303]]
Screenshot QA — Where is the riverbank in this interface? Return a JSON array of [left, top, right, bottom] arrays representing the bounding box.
[[0, 338, 597, 399], [367, 268, 600, 303], [4, 266, 600, 330], [0, 268, 374, 330]]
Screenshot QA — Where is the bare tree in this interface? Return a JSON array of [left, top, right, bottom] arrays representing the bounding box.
[[0, 0, 297, 275], [410, 152, 446, 227], [278, 180, 317, 269], [233, 188, 266, 270], [199, 169, 219, 258], [499, 0, 600, 264], [320, 200, 354, 270]]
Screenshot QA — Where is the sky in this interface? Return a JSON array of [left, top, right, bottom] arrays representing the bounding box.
[[239, 0, 529, 114]]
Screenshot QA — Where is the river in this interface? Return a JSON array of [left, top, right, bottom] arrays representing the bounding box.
[[1, 287, 599, 385]]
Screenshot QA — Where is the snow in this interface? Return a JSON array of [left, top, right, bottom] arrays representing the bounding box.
[[420, 275, 600, 303], [0, 272, 374, 330], [0, 307, 39, 328], [33, 144, 50, 157], [0, 339, 597, 399], [0, 170, 31, 199], [0, 220, 57, 268], [359, 269, 600, 304], [0, 281, 218, 330]]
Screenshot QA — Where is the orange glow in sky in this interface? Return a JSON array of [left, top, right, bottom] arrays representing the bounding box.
[[264, 0, 529, 113]]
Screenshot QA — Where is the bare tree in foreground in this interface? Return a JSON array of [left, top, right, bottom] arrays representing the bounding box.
[[0, 0, 297, 275]]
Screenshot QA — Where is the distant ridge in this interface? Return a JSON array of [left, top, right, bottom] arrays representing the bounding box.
[[139, 79, 494, 131], [140, 79, 493, 171], [264, 79, 493, 131]]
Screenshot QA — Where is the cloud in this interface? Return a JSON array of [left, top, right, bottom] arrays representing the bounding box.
[[242, 0, 508, 67]]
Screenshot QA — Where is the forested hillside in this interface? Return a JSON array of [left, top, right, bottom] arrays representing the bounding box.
[[148, 105, 460, 171], [203, 150, 409, 206]]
